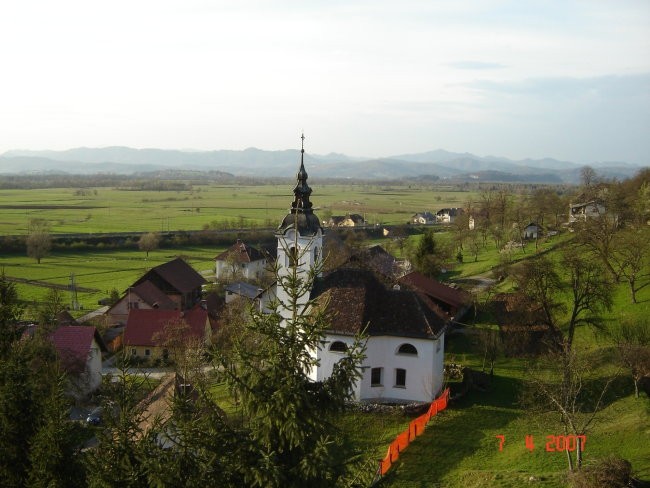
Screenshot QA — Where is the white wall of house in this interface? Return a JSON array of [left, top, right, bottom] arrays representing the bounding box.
[[524, 225, 539, 239], [315, 333, 445, 403], [86, 338, 103, 392], [216, 258, 267, 281], [569, 202, 606, 223]]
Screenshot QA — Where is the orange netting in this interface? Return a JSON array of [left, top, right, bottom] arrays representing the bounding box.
[[378, 388, 450, 476]]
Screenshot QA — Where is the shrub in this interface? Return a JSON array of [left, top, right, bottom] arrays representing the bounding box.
[[569, 456, 632, 488]]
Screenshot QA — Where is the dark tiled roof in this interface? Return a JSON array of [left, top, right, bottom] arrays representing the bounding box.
[[50, 325, 106, 374], [131, 281, 177, 309], [311, 269, 446, 339], [56, 311, 78, 326], [436, 207, 464, 216], [133, 258, 206, 294], [215, 241, 265, 263], [345, 245, 399, 281], [124, 306, 208, 347], [398, 272, 472, 310], [225, 281, 263, 300]]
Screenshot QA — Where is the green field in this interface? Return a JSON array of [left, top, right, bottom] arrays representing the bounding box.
[[0, 183, 478, 235], [0, 246, 220, 315]]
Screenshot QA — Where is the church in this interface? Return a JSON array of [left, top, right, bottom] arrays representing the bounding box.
[[269, 137, 448, 403]]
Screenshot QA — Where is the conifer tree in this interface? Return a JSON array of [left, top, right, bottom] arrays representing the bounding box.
[[195, 242, 366, 487]]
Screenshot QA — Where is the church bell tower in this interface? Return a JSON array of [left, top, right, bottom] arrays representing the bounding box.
[[275, 134, 323, 313]]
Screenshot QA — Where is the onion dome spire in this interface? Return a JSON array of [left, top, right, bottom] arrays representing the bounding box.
[[277, 133, 321, 236]]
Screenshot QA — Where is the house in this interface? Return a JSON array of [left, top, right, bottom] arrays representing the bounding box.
[[50, 325, 107, 396], [311, 269, 447, 403], [523, 222, 540, 240], [215, 240, 267, 281], [224, 281, 264, 304], [436, 208, 464, 223], [569, 199, 605, 223], [123, 306, 211, 360], [411, 212, 435, 225], [269, 141, 449, 403], [398, 271, 472, 321], [326, 214, 366, 227], [131, 257, 206, 310], [106, 280, 178, 326]]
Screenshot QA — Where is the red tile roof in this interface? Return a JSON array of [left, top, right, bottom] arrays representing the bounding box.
[[50, 326, 106, 374], [215, 240, 265, 263], [398, 272, 472, 310], [124, 306, 208, 347]]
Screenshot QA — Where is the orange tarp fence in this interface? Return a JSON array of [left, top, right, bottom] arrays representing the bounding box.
[[378, 388, 450, 477]]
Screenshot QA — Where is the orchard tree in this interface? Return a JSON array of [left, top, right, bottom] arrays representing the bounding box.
[[138, 232, 160, 258], [610, 226, 650, 303], [522, 347, 615, 471], [26, 219, 52, 264], [611, 319, 650, 398]]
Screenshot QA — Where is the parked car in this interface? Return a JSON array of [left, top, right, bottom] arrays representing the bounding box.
[[86, 407, 103, 425]]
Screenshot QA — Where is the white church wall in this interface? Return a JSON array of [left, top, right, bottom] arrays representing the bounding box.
[[316, 333, 445, 403]]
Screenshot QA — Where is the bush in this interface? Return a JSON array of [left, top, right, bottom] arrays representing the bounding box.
[[569, 456, 632, 488]]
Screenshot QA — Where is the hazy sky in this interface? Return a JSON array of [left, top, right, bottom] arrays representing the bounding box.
[[1, 0, 649, 164]]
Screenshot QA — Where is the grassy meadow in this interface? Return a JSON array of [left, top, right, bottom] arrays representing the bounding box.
[[0, 246, 221, 316], [0, 183, 478, 235]]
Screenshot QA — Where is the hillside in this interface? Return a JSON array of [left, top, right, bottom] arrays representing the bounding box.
[[1, 146, 644, 183]]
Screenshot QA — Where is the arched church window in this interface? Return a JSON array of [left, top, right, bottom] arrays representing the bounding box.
[[397, 343, 418, 356], [329, 341, 348, 353]]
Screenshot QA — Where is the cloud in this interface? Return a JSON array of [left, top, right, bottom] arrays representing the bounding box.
[[448, 61, 506, 70], [465, 73, 650, 100]]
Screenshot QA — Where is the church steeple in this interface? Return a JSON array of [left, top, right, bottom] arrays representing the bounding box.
[[277, 133, 321, 236], [292, 133, 313, 212]]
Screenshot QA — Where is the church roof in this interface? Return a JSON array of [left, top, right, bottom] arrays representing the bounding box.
[[311, 268, 446, 339], [277, 135, 322, 237]]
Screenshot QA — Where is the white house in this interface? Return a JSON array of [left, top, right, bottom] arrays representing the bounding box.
[[215, 240, 267, 281], [271, 139, 448, 403], [50, 325, 107, 397], [411, 212, 435, 225], [311, 269, 447, 403], [436, 207, 463, 223], [523, 222, 540, 240], [569, 200, 605, 223]]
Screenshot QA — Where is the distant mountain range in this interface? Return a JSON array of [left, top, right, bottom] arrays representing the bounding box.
[[0, 146, 644, 184]]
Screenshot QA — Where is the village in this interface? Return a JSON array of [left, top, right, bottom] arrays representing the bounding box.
[[3, 142, 647, 487]]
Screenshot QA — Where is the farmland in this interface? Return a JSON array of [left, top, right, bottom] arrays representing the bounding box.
[[0, 183, 479, 235]]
